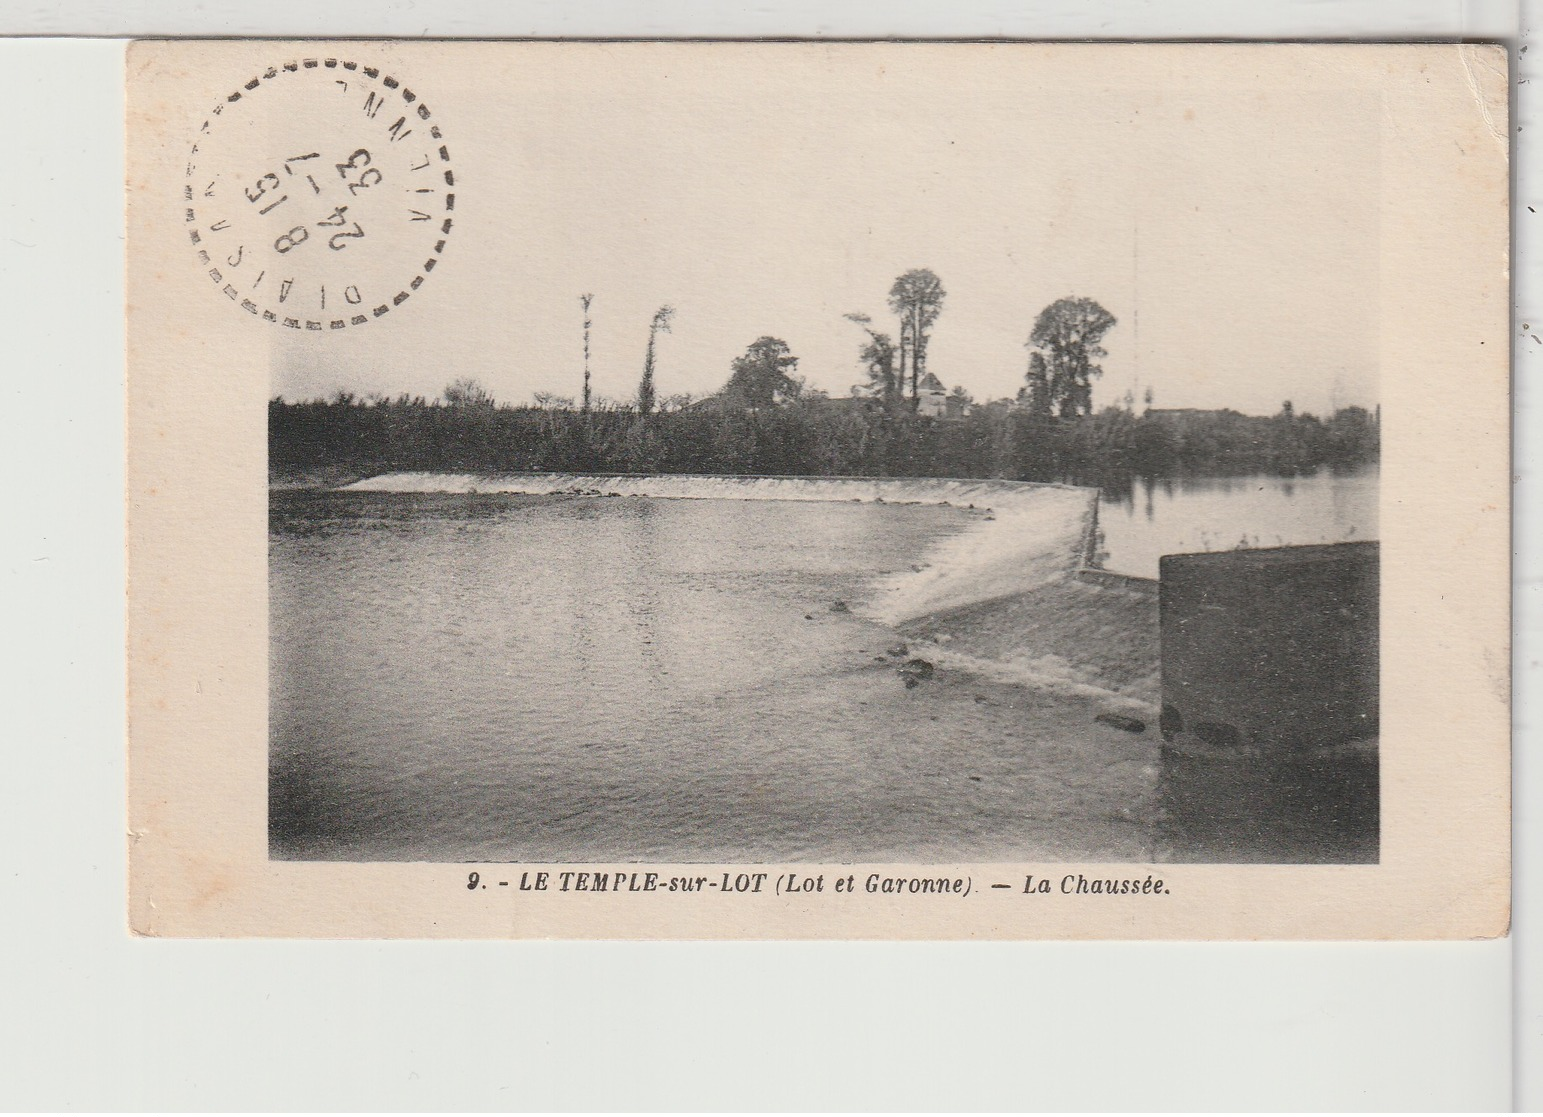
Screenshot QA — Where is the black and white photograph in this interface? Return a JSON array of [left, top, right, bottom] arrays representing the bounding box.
[[249, 44, 1382, 867]]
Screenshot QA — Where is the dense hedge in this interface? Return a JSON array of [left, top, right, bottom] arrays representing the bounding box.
[[270, 396, 1379, 486]]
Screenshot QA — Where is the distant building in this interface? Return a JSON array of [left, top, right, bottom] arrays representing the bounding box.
[[944, 392, 972, 420], [916, 372, 948, 418]]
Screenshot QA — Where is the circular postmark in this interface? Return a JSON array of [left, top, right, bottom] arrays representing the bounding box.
[[184, 58, 455, 331]]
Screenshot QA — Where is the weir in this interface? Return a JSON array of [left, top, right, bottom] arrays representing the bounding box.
[[316, 472, 1378, 862], [344, 471, 1101, 627]]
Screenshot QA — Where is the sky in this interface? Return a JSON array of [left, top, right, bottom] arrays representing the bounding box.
[[271, 44, 1381, 417]]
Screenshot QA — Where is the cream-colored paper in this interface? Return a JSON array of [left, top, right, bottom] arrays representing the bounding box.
[[127, 40, 1509, 938]]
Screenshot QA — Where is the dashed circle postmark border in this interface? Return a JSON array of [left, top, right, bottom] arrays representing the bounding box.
[[184, 58, 456, 331]]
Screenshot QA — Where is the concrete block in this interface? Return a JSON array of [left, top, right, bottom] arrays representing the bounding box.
[[1159, 541, 1378, 756], [1157, 542, 1379, 863]]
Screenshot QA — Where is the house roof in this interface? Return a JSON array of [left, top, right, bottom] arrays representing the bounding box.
[[917, 372, 946, 393]]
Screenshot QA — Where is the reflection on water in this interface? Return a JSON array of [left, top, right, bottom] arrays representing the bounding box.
[[1096, 466, 1378, 579]]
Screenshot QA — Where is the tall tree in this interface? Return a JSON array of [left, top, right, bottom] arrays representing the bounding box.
[[1021, 351, 1052, 419], [637, 304, 674, 415], [887, 269, 946, 403], [1026, 297, 1117, 420], [723, 337, 803, 408], [579, 293, 594, 413], [844, 312, 899, 409]]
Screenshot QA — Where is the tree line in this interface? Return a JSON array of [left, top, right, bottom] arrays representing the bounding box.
[[563, 269, 958, 414], [270, 267, 1376, 483], [271, 391, 1379, 484], [548, 268, 1123, 421]]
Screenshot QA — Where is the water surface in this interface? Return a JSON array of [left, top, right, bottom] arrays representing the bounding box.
[[270, 492, 1159, 863], [1096, 466, 1378, 579]]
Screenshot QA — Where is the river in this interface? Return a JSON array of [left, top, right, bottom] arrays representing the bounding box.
[[269, 489, 1167, 863], [1095, 466, 1379, 579], [269, 475, 1376, 866]]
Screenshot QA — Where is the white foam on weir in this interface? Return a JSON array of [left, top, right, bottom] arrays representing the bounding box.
[[342, 472, 1097, 623], [865, 486, 1094, 624]]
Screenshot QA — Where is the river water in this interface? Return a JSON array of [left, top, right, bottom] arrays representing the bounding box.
[[270, 490, 1166, 863], [270, 477, 1377, 865], [1096, 466, 1379, 579]]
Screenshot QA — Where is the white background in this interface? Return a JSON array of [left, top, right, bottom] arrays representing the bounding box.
[[1, 1, 1531, 1109]]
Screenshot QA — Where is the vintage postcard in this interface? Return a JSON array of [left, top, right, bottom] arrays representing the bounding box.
[[127, 40, 1509, 938]]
